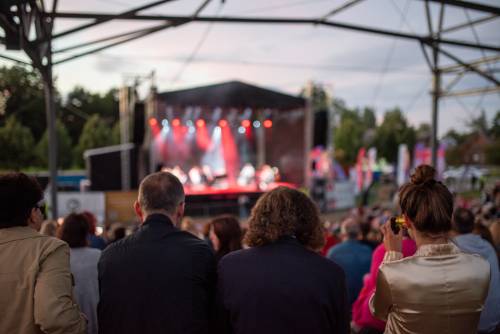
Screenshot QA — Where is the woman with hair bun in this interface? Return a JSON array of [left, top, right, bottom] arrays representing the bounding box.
[[370, 165, 491, 334]]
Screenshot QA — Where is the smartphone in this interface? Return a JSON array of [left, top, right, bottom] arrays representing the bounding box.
[[390, 216, 405, 234]]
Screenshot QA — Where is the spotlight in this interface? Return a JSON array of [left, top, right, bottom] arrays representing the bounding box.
[[263, 120, 273, 128], [253, 120, 261, 128], [241, 120, 251, 128], [172, 118, 181, 127], [196, 119, 205, 127], [161, 119, 168, 127], [219, 119, 228, 127], [149, 118, 158, 126], [238, 126, 246, 134]]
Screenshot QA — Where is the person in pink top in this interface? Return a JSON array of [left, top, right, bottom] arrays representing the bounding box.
[[352, 235, 417, 333]]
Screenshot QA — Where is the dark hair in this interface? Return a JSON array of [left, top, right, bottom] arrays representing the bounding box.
[[58, 213, 89, 248], [473, 222, 496, 248], [82, 211, 97, 235], [139, 172, 185, 215], [244, 187, 324, 250], [399, 165, 453, 235], [452, 208, 475, 234], [0, 172, 43, 228], [210, 215, 242, 260]]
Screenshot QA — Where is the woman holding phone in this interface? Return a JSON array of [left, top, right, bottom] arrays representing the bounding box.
[[370, 165, 491, 334]]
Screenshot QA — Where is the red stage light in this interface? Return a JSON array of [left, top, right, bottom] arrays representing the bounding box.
[[219, 119, 228, 127], [196, 119, 205, 127], [263, 120, 273, 128], [241, 120, 251, 127], [149, 118, 158, 126], [172, 118, 181, 127]]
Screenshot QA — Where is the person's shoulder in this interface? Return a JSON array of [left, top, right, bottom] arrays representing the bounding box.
[[356, 241, 373, 253]]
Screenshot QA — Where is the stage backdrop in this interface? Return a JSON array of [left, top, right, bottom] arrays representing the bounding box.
[[150, 81, 308, 186]]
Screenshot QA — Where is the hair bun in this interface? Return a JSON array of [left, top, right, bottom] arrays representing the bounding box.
[[410, 164, 436, 185]]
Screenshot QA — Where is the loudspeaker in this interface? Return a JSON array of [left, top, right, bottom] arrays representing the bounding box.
[[132, 102, 145, 145], [313, 110, 329, 148], [85, 145, 138, 191]]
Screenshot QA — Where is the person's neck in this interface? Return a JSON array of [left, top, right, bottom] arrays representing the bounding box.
[[413, 229, 449, 248], [143, 211, 177, 226]]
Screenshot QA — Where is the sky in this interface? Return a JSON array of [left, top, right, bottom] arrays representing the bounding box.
[[1, 0, 499, 137]]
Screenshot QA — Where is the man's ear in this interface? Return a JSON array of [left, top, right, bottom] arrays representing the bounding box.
[[174, 202, 185, 226], [134, 201, 144, 222]]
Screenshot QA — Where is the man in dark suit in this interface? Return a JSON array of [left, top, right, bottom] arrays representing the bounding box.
[[215, 187, 350, 334], [98, 172, 216, 334]]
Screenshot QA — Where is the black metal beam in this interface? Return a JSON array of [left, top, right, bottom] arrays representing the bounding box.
[[52, 0, 177, 39], [417, 0, 500, 15], [47, 12, 500, 52], [53, 25, 159, 53], [53, 0, 213, 65], [441, 14, 498, 34], [430, 44, 500, 86], [0, 53, 32, 65]]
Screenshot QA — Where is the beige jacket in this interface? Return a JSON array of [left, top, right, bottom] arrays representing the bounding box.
[[370, 242, 490, 334], [0, 226, 87, 334]]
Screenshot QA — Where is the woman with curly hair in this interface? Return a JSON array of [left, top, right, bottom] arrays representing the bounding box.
[[215, 186, 349, 334]]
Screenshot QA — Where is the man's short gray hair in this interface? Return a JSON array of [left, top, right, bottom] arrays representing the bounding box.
[[138, 172, 185, 215], [341, 218, 361, 240]]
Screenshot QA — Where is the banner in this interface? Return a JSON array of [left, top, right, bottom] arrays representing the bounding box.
[[45, 192, 106, 223]]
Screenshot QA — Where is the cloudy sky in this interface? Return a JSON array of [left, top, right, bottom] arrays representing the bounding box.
[[1, 0, 499, 136]]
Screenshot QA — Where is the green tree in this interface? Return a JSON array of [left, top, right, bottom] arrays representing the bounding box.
[[467, 109, 489, 134], [111, 122, 121, 145], [485, 139, 500, 165], [0, 116, 35, 169], [0, 66, 47, 140], [362, 107, 376, 129], [416, 123, 432, 146], [36, 120, 73, 169], [62, 86, 118, 144], [75, 114, 114, 166], [490, 110, 500, 139], [375, 108, 416, 163], [300, 82, 329, 111]]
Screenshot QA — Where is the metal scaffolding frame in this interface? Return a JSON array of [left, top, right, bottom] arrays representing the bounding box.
[[1, 0, 499, 218]]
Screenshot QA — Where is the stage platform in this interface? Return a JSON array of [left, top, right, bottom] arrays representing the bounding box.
[[184, 182, 296, 217]]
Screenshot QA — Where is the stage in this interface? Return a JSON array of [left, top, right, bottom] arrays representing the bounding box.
[[184, 182, 297, 217]]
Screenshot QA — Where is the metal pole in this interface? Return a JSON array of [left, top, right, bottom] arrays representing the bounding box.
[[431, 63, 440, 168], [42, 50, 58, 219], [119, 86, 131, 190]]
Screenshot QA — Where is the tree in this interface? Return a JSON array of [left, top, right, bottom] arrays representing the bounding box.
[[416, 123, 432, 146], [0, 66, 48, 140], [300, 82, 329, 112], [490, 110, 500, 139], [75, 114, 114, 166], [375, 108, 416, 163], [36, 120, 73, 169], [467, 109, 489, 134], [485, 139, 500, 165], [334, 116, 364, 164], [62, 86, 119, 144], [0, 116, 35, 169], [362, 107, 376, 129]]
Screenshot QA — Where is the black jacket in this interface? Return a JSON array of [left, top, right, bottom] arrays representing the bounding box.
[[98, 214, 216, 334], [215, 237, 350, 334]]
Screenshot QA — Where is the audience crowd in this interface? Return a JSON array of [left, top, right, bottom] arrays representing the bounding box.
[[0, 166, 499, 334]]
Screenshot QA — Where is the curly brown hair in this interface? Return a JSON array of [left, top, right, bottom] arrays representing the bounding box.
[[244, 187, 324, 251]]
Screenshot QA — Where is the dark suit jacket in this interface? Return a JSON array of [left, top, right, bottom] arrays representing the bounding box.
[[215, 237, 350, 334], [98, 214, 216, 334]]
